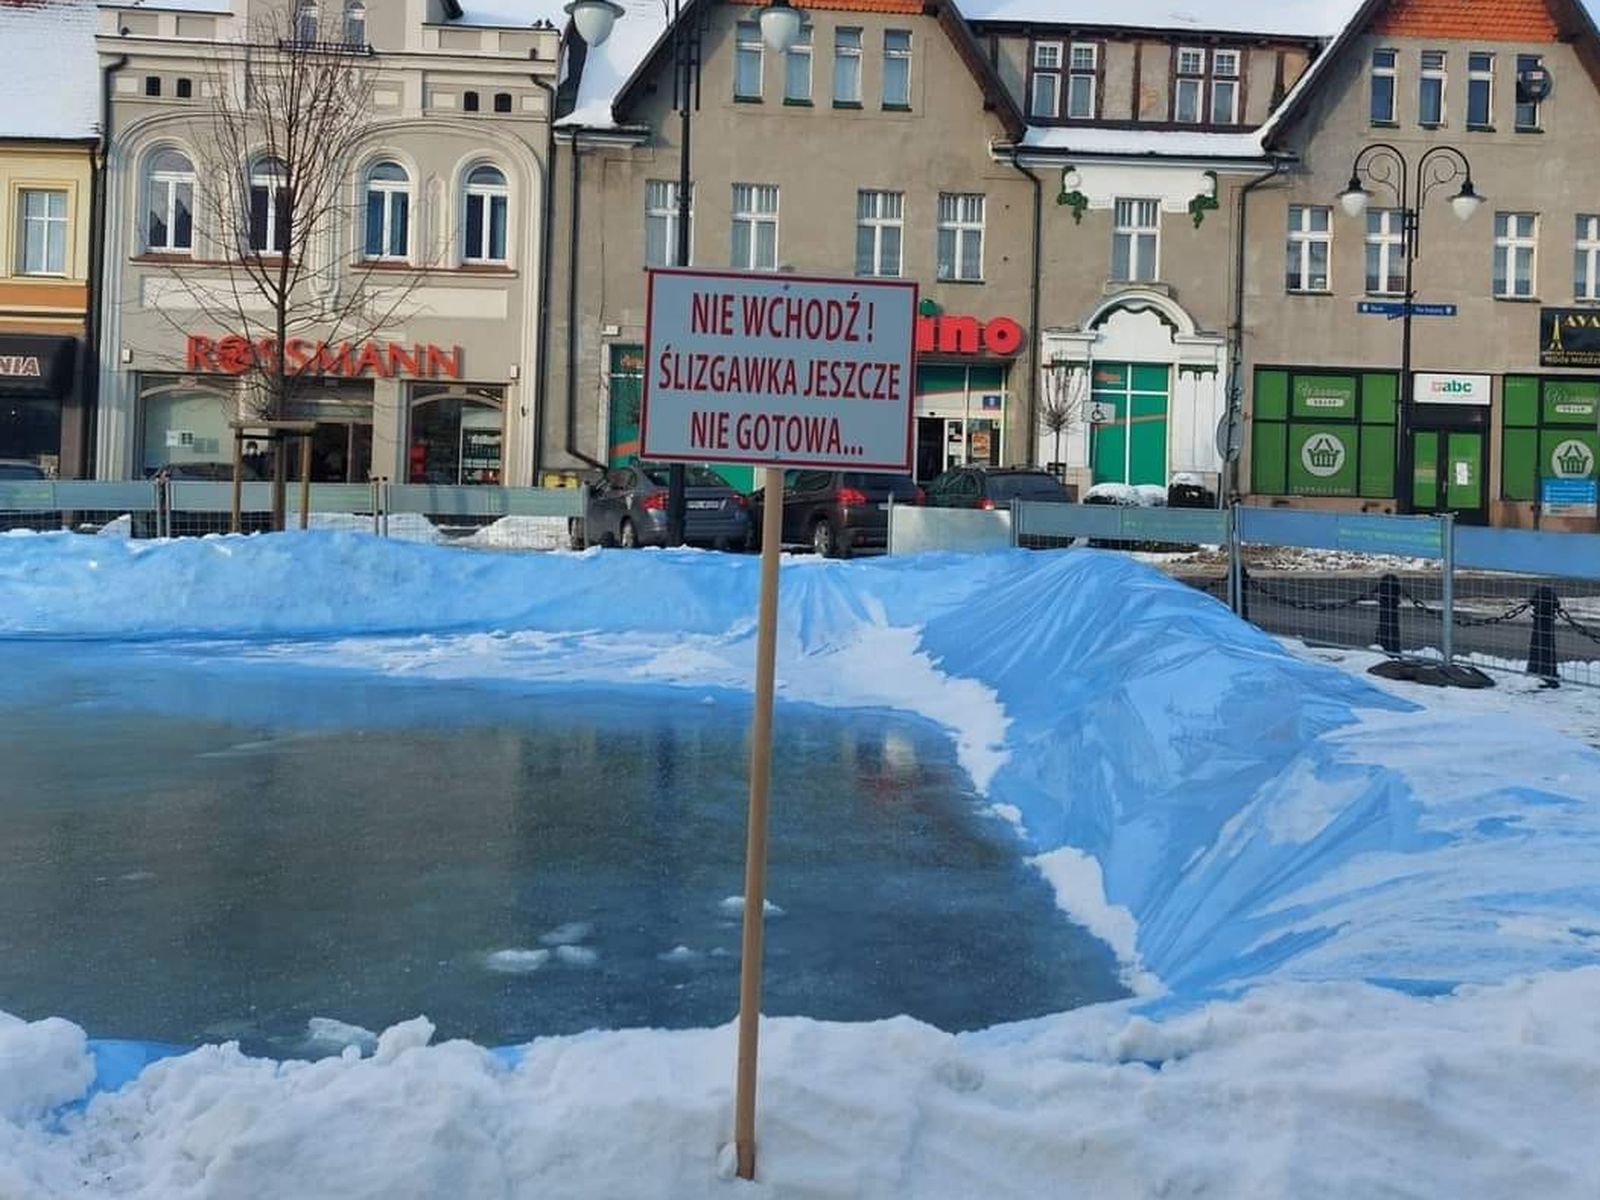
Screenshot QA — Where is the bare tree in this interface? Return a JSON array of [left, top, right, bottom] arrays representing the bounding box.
[[155, 6, 427, 528], [1039, 359, 1089, 476]]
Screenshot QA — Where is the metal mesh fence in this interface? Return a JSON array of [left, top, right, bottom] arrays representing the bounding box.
[[1010, 501, 1232, 603]]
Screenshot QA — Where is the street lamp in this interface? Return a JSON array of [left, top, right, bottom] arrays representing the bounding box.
[[570, 0, 804, 544], [1337, 143, 1482, 512]]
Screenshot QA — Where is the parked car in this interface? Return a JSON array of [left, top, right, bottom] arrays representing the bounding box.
[[925, 466, 1076, 510], [747, 470, 922, 557], [575, 462, 750, 550]]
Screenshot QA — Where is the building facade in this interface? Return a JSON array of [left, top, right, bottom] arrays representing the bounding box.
[[1243, 0, 1600, 529], [95, 0, 561, 485], [0, 0, 99, 479]]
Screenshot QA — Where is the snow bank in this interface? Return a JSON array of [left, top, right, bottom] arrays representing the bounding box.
[[2, 533, 1599, 1195]]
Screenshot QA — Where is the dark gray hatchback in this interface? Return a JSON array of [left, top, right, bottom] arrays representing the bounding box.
[[747, 469, 923, 557]]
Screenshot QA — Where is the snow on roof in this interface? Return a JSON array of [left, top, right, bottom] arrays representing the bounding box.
[[957, 0, 1362, 40], [113, 0, 232, 10], [0, 0, 99, 141], [454, 0, 568, 27], [555, 0, 673, 129], [1021, 124, 1266, 159]]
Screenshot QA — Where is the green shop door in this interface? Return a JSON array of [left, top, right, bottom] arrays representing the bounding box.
[[1411, 429, 1487, 523], [1089, 363, 1169, 485]]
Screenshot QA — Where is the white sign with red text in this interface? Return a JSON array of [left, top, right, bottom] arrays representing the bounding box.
[[641, 269, 917, 472]]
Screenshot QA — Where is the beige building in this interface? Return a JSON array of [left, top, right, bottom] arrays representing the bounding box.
[[95, 0, 561, 485], [1243, 0, 1600, 528]]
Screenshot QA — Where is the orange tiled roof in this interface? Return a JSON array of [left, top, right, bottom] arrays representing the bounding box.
[[1371, 0, 1560, 40], [729, 0, 925, 12]]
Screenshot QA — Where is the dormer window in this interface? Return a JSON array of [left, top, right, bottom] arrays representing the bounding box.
[[1174, 48, 1205, 123], [1031, 42, 1061, 119], [1067, 43, 1098, 119], [1174, 46, 1240, 125]]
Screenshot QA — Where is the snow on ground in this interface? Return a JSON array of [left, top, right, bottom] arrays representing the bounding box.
[[1, 533, 1598, 1197]]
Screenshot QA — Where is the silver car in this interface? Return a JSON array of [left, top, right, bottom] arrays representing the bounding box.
[[575, 463, 751, 550]]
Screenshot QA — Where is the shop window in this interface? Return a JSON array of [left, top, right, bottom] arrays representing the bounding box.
[[1500, 375, 1599, 503], [1250, 368, 1398, 499], [408, 385, 504, 484], [138, 377, 234, 475], [463, 164, 508, 263], [364, 160, 410, 260], [146, 149, 195, 253], [18, 189, 68, 275], [607, 344, 645, 466]]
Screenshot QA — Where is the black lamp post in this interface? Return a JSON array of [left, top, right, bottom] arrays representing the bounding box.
[[568, 0, 803, 545], [1337, 143, 1482, 512]]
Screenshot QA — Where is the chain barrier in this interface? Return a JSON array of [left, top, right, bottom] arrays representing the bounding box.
[[1244, 574, 1381, 612], [1397, 583, 1532, 628], [1556, 603, 1600, 646]]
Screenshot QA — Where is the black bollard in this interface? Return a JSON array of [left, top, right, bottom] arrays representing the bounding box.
[[1376, 573, 1402, 655], [1528, 586, 1559, 684], [1237, 565, 1249, 622]]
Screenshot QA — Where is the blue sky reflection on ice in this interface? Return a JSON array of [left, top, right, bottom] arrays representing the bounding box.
[[0, 642, 1124, 1056]]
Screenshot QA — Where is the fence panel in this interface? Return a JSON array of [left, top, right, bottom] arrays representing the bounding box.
[[385, 485, 584, 550], [0, 480, 160, 536], [887, 506, 1011, 555]]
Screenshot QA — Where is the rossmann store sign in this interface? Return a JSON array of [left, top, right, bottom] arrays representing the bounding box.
[[184, 334, 464, 379]]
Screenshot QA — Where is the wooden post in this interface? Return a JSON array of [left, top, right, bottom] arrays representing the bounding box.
[[230, 429, 244, 535], [298, 434, 313, 531], [734, 465, 784, 1182]]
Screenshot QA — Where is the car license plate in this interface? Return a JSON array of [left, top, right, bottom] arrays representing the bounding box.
[[687, 500, 720, 510]]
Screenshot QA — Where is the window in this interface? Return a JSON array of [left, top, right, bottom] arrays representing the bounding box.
[[145, 148, 194, 253], [343, 0, 365, 45], [785, 27, 811, 103], [1467, 51, 1493, 127], [144, 76, 161, 97], [834, 28, 862, 105], [1371, 48, 1397, 123], [176, 77, 193, 99], [493, 92, 512, 113], [463, 91, 480, 112], [882, 30, 911, 108], [1286, 204, 1331, 293], [644, 179, 692, 267], [17, 189, 67, 275], [855, 190, 903, 277], [735, 21, 763, 100], [1175, 47, 1204, 123], [1494, 212, 1537, 299], [248, 157, 288, 254], [1031, 42, 1060, 118], [364, 161, 410, 260], [1515, 54, 1544, 130], [1211, 49, 1240, 123], [731, 183, 778, 271], [463, 164, 508, 263], [1112, 198, 1159, 282], [1577, 216, 1600, 302], [1419, 49, 1446, 125], [936, 192, 984, 282], [295, 0, 318, 44], [409, 385, 504, 485], [1068, 42, 1097, 119], [1365, 209, 1405, 295]]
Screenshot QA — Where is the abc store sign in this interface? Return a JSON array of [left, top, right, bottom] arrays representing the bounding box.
[[1414, 372, 1491, 406]]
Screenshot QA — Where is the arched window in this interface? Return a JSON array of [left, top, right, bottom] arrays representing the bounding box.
[[408, 384, 504, 484], [463, 164, 508, 263], [343, 0, 366, 46], [295, 0, 319, 44], [364, 161, 409, 259], [248, 156, 288, 254], [146, 148, 194, 252]]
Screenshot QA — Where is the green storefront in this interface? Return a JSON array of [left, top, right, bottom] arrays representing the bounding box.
[[1250, 368, 1398, 501], [1501, 375, 1600, 518], [606, 343, 756, 491], [1088, 363, 1169, 486]]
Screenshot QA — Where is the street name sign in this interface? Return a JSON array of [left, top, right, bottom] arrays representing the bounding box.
[[1356, 300, 1458, 319]]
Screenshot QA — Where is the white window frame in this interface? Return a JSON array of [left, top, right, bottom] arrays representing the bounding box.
[[1420, 49, 1447, 125], [936, 192, 984, 282], [247, 157, 288, 255], [834, 27, 862, 105], [1365, 208, 1406, 296], [1031, 41, 1061, 119], [1371, 47, 1398, 124], [1577, 215, 1600, 302], [731, 182, 779, 271], [784, 27, 812, 103], [17, 188, 68, 276], [645, 179, 692, 268], [1494, 211, 1538, 300], [145, 150, 195, 254], [855, 189, 903, 278], [1111, 197, 1160, 283], [1467, 51, 1494, 127], [882, 29, 911, 107], [1211, 49, 1240, 124], [1065, 42, 1097, 119], [735, 20, 763, 100], [463, 164, 509, 264], [1515, 53, 1544, 130], [1286, 204, 1332, 293], [363, 161, 410, 261]]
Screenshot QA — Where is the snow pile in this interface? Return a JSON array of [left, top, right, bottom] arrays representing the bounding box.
[[1, 533, 1599, 1195]]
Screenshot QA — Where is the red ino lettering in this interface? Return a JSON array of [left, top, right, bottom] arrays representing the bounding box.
[[913, 314, 1025, 357]]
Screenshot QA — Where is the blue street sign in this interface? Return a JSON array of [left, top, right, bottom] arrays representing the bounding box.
[[1356, 301, 1458, 319]]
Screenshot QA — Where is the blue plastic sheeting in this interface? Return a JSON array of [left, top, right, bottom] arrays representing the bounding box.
[[2, 533, 1598, 1086], [1456, 524, 1600, 579]]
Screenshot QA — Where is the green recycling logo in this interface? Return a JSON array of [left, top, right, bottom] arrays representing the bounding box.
[[1300, 432, 1347, 478], [1551, 439, 1594, 479]]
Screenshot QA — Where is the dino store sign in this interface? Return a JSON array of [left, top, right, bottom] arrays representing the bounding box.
[[184, 334, 463, 379]]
